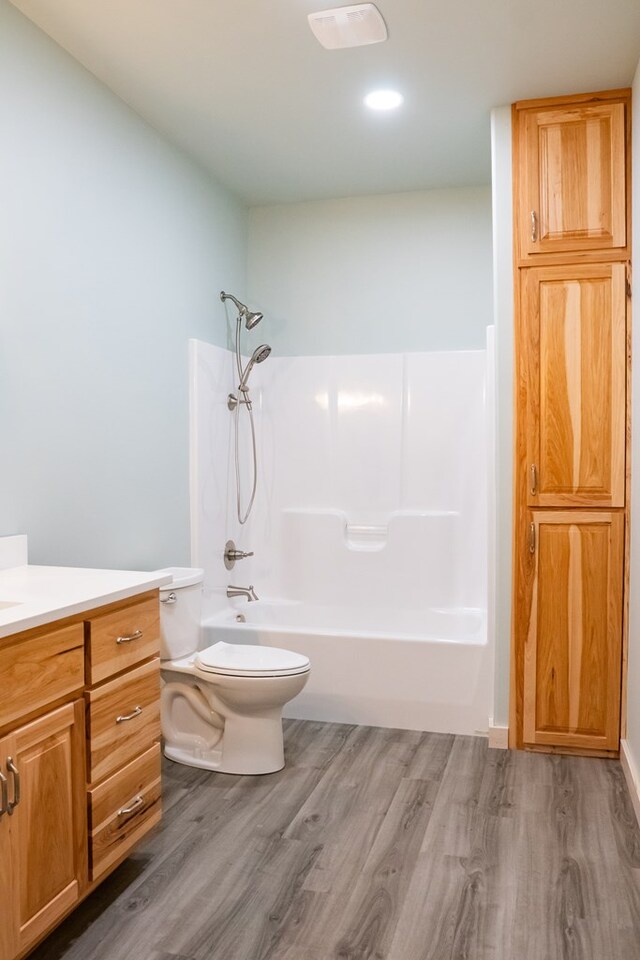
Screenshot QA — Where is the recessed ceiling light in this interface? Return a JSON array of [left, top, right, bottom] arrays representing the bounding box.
[[364, 89, 403, 111]]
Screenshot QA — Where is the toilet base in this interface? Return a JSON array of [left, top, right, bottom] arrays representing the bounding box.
[[163, 740, 284, 775], [161, 662, 309, 775], [162, 699, 287, 774]]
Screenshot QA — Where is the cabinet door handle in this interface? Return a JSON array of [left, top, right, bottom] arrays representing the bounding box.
[[530, 463, 537, 496], [0, 768, 7, 818], [116, 629, 143, 645], [529, 522, 536, 555], [118, 795, 144, 817], [6, 758, 20, 815], [531, 210, 538, 242], [116, 706, 142, 724]]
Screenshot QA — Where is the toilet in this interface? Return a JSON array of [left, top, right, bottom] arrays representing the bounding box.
[[158, 567, 310, 775]]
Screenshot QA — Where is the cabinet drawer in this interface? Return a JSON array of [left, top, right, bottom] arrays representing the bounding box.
[[0, 624, 84, 730], [86, 594, 160, 685], [87, 659, 160, 783], [89, 743, 161, 880]]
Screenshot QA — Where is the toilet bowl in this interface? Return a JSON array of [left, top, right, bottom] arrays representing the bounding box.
[[157, 568, 310, 775]]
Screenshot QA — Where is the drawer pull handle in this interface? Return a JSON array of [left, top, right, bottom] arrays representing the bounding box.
[[118, 795, 144, 817], [116, 629, 143, 645], [116, 706, 142, 723], [0, 768, 7, 818], [7, 758, 20, 815]]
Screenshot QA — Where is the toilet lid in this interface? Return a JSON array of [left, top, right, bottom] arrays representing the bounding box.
[[196, 641, 310, 677]]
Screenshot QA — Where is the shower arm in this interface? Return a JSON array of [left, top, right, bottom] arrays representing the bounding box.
[[223, 291, 250, 386], [221, 291, 248, 317]]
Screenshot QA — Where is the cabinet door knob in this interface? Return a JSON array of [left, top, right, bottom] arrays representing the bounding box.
[[116, 706, 143, 724], [6, 758, 20, 815], [116, 629, 143, 645]]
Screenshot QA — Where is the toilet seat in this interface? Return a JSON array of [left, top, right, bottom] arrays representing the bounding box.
[[195, 641, 310, 678]]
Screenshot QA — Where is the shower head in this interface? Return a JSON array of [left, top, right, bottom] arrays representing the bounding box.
[[244, 309, 263, 330], [253, 344, 272, 364], [238, 344, 272, 392], [220, 291, 263, 330]]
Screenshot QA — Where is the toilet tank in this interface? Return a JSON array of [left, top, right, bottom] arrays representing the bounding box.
[[157, 567, 204, 660]]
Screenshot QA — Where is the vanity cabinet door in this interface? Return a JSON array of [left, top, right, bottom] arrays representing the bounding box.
[[518, 100, 627, 259], [522, 263, 626, 507], [523, 511, 623, 752], [2, 700, 87, 957], [0, 800, 15, 960]]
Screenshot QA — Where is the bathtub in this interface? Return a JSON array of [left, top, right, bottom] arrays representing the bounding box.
[[201, 601, 490, 735]]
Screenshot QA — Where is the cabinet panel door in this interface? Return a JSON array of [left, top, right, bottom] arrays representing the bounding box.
[[523, 263, 626, 507], [519, 101, 626, 258], [6, 700, 87, 956], [523, 512, 623, 751], [0, 790, 15, 960]]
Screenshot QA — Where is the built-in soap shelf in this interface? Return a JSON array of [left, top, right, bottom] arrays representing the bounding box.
[[344, 524, 388, 552], [282, 508, 459, 553]]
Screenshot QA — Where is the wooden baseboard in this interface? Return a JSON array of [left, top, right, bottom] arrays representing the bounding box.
[[488, 724, 509, 749], [620, 739, 640, 828]]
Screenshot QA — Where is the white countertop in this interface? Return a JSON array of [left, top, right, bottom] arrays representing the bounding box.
[[0, 564, 172, 640]]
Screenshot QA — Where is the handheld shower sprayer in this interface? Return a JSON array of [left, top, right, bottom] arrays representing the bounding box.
[[238, 345, 272, 393], [221, 291, 270, 524]]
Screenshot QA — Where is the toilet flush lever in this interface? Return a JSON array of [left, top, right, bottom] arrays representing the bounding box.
[[224, 540, 254, 570], [160, 592, 177, 604]]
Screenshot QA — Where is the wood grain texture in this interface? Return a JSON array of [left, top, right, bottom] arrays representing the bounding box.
[[86, 594, 160, 686], [89, 743, 162, 881], [2, 700, 87, 957], [511, 89, 631, 753], [86, 659, 160, 784], [28, 721, 640, 960], [620, 274, 633, 740], [518, 99, 627, 260], [0, 624, 84, 731], [0, 809, 15, 960], [523, 512, 624, 751], [523, 263, 626, 507]]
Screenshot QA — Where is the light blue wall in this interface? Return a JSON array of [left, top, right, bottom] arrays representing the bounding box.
[[0, 0, 247, 570], [247, 188, 493, 355]]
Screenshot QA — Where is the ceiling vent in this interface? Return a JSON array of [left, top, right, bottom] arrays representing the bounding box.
[[308, 4, 388, 50]]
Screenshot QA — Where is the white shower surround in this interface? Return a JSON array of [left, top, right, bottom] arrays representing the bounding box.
[[190, 340, 492, 735]]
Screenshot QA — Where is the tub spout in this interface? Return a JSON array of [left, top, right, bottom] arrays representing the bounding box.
[[227, 584, 259, 602]]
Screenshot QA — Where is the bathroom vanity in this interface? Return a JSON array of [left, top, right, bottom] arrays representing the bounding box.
[[0, 539, 169, 960]]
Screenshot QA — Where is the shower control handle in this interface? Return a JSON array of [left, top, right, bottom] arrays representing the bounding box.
[[224, 540, 254, 570]]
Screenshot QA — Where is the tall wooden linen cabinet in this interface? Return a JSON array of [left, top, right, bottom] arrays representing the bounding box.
[[511, 89, 631, 756]]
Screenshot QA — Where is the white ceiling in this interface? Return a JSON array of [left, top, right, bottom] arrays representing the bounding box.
[[9, 0, 640, 205]]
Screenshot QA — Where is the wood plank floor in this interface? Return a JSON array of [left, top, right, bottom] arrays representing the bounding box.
[[33, 721, 640, 960]]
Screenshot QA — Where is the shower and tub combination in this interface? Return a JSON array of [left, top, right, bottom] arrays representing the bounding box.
[[189, 299, 493, 737], [159, 294, 310, 775]]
